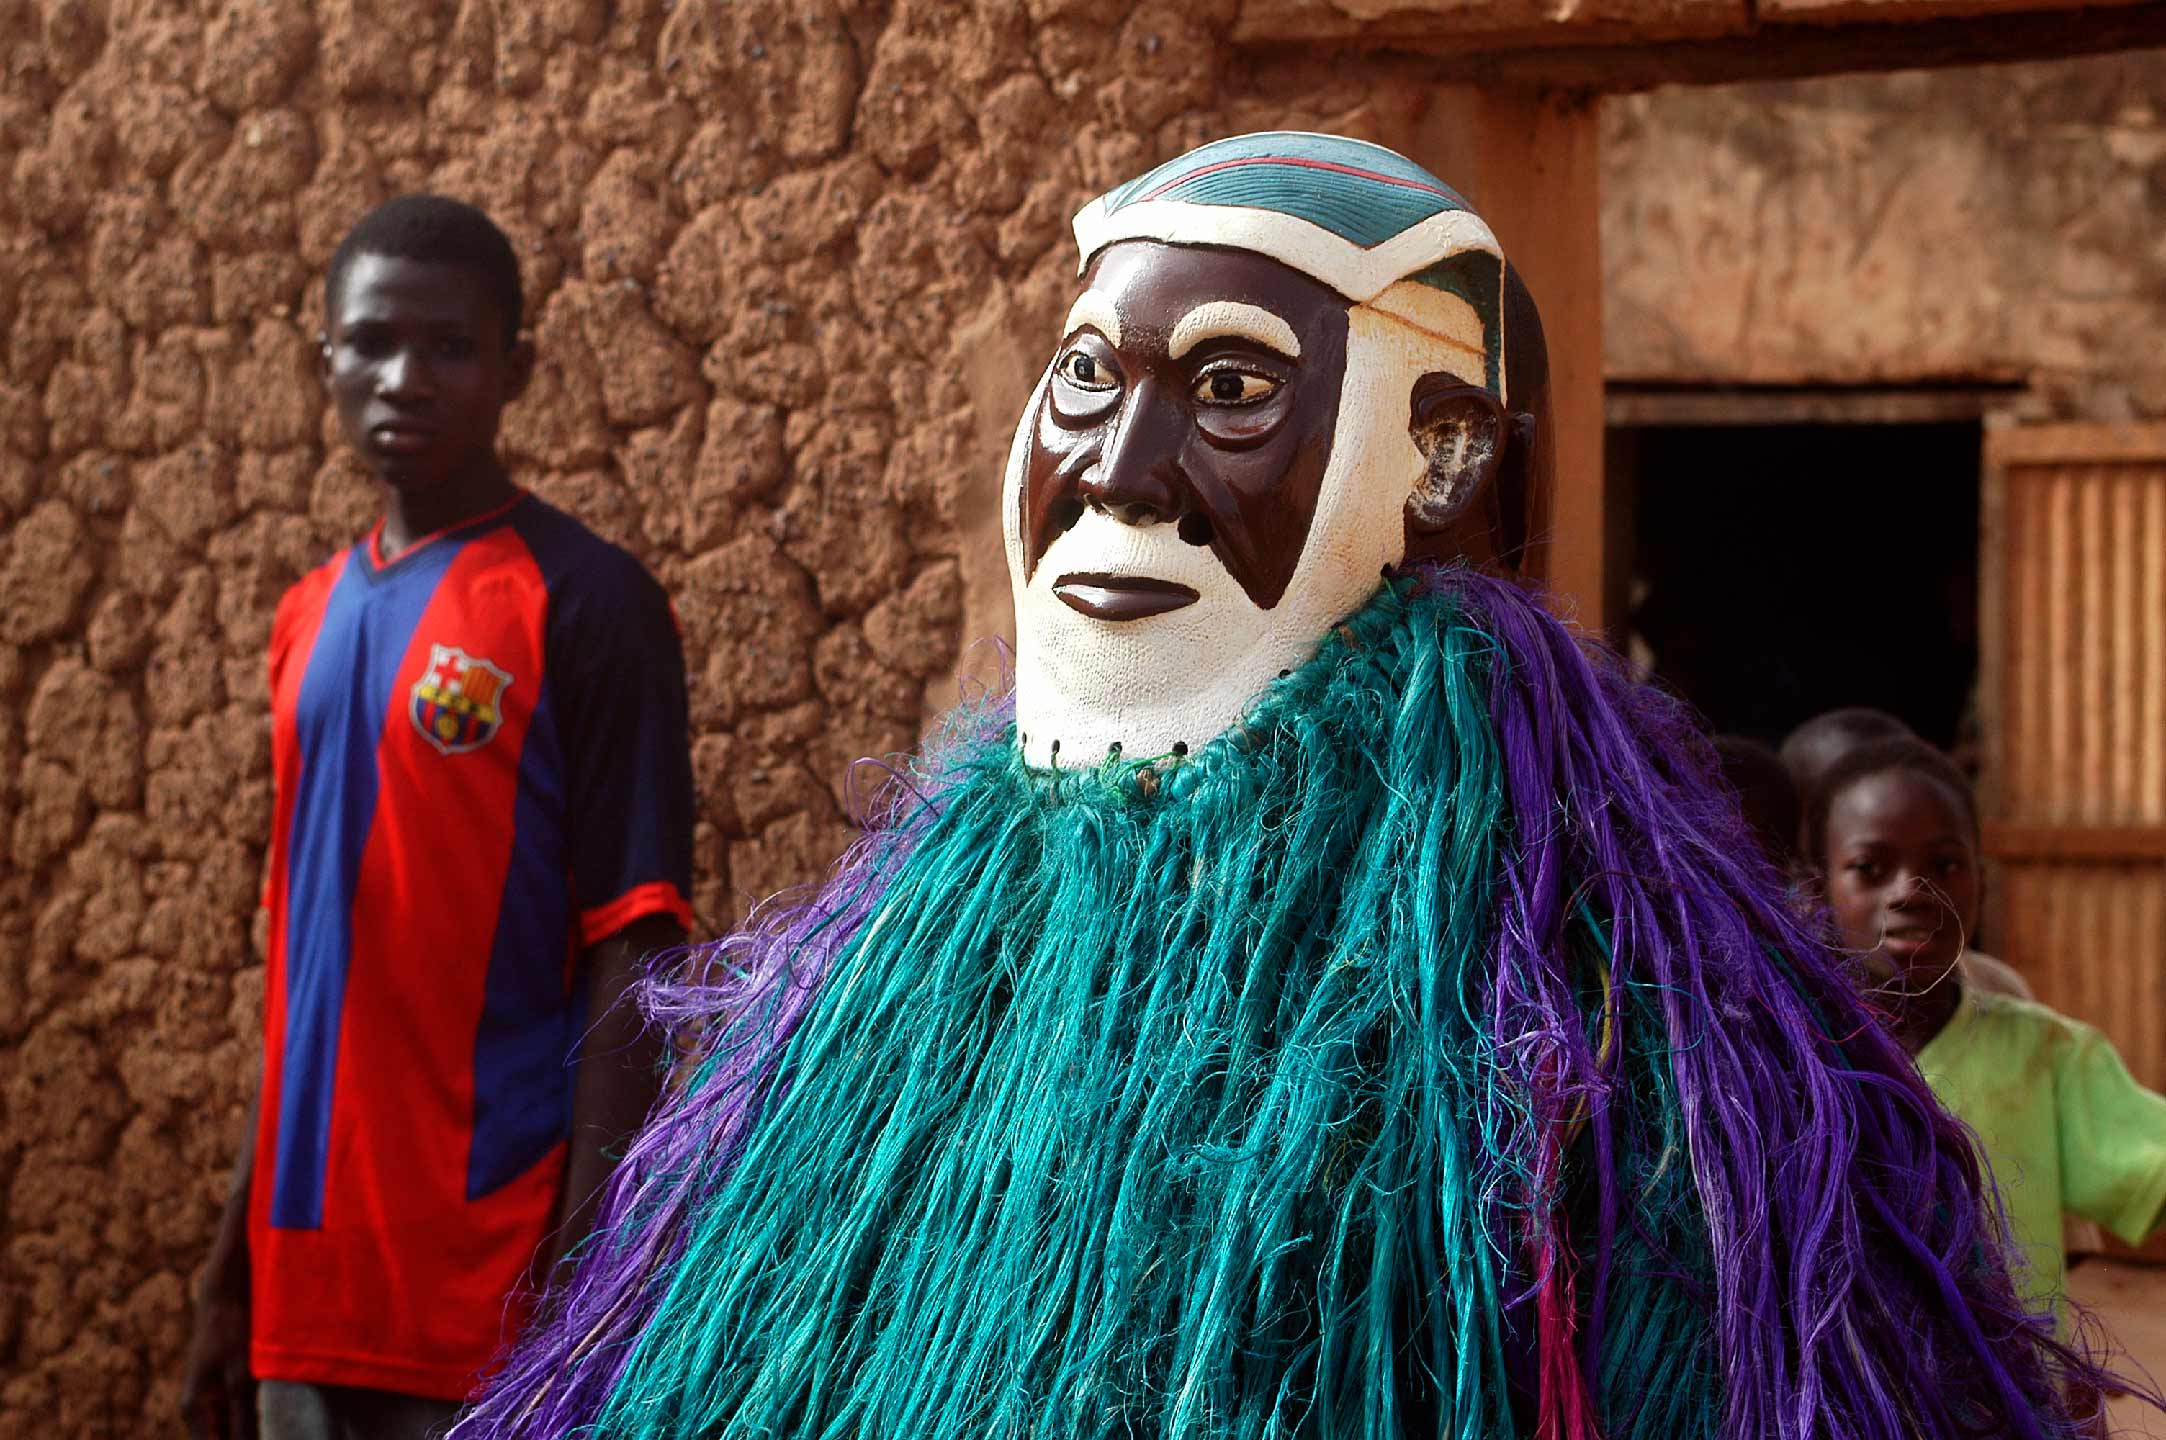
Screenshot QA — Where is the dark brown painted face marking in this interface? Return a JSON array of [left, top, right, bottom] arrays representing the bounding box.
[[1023, 241, 1350, 613]]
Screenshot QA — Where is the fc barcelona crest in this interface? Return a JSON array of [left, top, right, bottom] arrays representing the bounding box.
[[410, 644, 513, 755]]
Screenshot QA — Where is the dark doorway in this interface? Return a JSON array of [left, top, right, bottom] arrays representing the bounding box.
[[1622, 420, 1981, 750]]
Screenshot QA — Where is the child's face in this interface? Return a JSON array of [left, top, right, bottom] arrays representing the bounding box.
[[1822, 769, 1980, 998]]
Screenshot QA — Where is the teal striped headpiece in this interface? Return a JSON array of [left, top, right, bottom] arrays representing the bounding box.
[[1074, 132, 1508, 391]]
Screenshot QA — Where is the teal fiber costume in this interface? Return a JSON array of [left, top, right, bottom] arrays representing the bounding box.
[[455, 136, 2118, 1440]]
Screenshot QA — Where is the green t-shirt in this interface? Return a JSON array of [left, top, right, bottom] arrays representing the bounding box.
[[1917, 985, 2166, 1313]]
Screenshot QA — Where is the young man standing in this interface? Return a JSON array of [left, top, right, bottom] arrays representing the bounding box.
[[182, 196, 694, 1440]]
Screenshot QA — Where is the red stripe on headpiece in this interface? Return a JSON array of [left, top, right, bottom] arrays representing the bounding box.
[[1139, 154, 1460, 203]]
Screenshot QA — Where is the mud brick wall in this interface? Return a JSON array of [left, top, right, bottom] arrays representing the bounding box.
[[0, 2, 1433, 1430]]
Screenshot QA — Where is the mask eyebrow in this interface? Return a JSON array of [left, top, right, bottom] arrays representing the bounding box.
[[1063, 291, 1122, 347], [1169, 301, 1301, 361]]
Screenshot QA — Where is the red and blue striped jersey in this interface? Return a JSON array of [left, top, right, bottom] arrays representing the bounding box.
[[250, 493, 693, 1399]]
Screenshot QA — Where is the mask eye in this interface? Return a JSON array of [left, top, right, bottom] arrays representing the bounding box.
[[1056, 349, 1115, 391], [1193, 368, 1280, 406], [1049, 345, 1121, 423]]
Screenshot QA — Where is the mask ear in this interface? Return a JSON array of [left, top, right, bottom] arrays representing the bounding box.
[[1406, 376, 1508, 534]]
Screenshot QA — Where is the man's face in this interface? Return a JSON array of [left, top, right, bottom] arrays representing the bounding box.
[[1004, 240, 1446, 768], [1019, 241, 1350, 616], [321, 253, 529, 493]]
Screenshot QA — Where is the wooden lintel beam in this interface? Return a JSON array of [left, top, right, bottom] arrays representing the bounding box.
[[1245, 4, 2166, 94], [1606, 385, 2025, 428], [1985, 421, 2166, 466]]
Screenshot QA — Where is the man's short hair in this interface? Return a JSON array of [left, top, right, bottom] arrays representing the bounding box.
[[1804, 735, 1979, 868], [325, 195, 524, 346]]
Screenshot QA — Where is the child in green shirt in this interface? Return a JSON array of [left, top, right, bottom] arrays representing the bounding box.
[[1808, 737, 2166, 1315]]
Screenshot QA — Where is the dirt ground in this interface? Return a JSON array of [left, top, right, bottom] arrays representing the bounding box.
[[2071, 1259, 2166, 1437]]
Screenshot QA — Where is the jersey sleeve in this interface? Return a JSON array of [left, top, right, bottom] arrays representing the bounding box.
[[548, 555, 696, 947], [2055, 1020, 2166, 1245]]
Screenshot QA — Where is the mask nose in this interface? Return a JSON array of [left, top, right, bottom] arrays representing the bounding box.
[[1081, 378, 1187, 526]]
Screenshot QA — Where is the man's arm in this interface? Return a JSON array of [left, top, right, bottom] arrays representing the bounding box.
[[537, 912, 682, 1281], [538, 551, 693, 1280], [182, 1087, 259, 1440]]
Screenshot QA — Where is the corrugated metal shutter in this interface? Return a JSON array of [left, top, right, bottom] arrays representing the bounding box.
[[1980, 421, 2166, 1091]]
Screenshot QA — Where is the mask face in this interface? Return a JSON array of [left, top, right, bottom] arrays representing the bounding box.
[[1005, 239, 1479, 768]]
